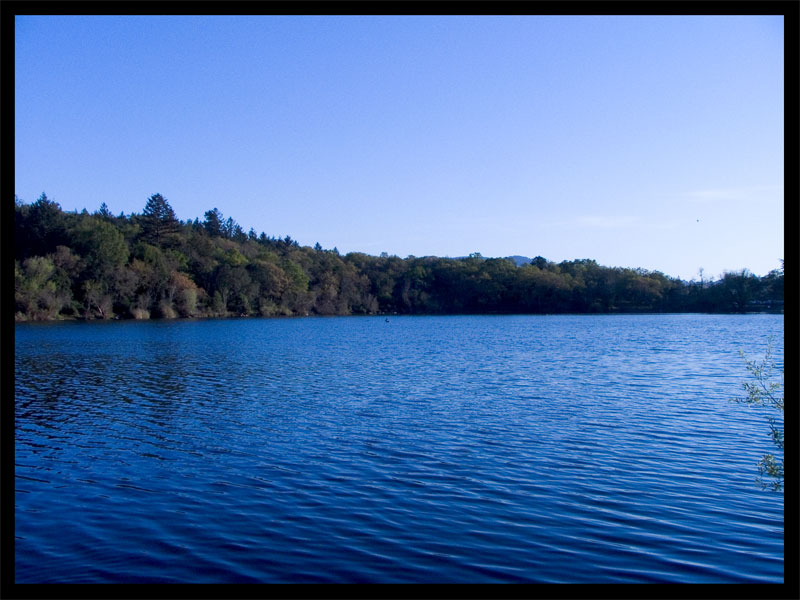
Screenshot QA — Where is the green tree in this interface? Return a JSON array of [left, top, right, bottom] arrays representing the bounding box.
[[530, 256, 549, 269], [142, 193, 179, 244], [174, 281, 199, 317], [732, 338, 784, 491], [71, 216, 129, 278], [82, 279, 114, 319], [248, 260, 289, 304], [758, 265, 784, 308], [97, 202, 113, 220], [233, 223, 247, 243], [15, 256, 66, 320], [718, 269, 759, 312], [23, 193, 67, 258], [213, 264, 256, 315], [109, 264, 140, 317], [203, 208, 223, 237], [129, 242, 176, 313]]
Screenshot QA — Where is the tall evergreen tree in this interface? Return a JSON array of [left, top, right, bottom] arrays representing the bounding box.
[[97, 202, 113, 220], [223, 216, 237, 239], [25, 192, 66, 257], [142, 193, 179, 244], [203, 208, 223, 237]]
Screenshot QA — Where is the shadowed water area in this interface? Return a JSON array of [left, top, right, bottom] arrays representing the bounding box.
[[15, 314, 783, 583]]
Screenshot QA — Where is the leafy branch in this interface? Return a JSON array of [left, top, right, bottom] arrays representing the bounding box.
[[733, 337, 784, 491]]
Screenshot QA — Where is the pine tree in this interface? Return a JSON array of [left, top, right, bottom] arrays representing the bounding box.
[[203, 208, 223, 237], [98, 202, 113, 220], [142, 193, 179, 245]]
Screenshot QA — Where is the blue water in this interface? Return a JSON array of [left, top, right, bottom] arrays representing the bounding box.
[[15, 314, 784, 583]]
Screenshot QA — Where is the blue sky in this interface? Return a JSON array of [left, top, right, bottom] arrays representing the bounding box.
[[15, 15, 784, 281]]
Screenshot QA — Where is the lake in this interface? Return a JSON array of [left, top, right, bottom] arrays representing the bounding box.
[[14, 314, 784, 583]]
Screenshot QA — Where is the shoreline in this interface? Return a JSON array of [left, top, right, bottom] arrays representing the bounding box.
[[14, 308, 785, 324]]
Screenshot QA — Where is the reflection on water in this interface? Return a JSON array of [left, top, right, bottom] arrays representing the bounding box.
[[15, 314, 784, 583]]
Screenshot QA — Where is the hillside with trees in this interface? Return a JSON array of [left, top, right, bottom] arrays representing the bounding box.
[[14, 193, 784, 321]]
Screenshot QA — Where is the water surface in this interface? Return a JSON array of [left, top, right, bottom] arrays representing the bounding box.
[[15, 314, 784, 583]]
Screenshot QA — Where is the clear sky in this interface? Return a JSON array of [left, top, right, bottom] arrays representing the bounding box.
[[15, 15, 784, 281]]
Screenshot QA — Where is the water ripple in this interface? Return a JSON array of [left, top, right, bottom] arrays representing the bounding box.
[[15, 314, 784, 582]]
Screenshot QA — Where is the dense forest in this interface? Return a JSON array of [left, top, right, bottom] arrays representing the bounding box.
[[14, 193, 784, 321]]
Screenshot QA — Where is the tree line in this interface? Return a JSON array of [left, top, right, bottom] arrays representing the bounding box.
[[14, 193, 784, 321]]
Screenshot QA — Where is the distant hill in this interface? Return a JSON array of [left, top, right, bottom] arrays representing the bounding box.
[[504, 255, 532, 267], [454, 254, 531, 266]]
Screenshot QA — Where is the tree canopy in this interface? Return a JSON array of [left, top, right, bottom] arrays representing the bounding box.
[[13, 193, 785, 321]]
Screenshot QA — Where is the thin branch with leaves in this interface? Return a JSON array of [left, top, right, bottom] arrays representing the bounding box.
[[732, 336, 784, 491]]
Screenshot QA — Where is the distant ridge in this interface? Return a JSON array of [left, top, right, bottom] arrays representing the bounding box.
[[454, 255, 531, 266], [504, 255, 532, 267]]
